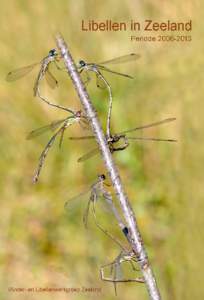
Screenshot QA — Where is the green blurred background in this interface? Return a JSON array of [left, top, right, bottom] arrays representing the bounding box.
[[0, 1, 203, 299]]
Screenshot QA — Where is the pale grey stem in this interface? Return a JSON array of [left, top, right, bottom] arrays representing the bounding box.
[[56, 34, 161, 300]]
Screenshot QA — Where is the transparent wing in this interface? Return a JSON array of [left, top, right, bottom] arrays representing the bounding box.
[[96, 73, 107, 89], [80, 70, 91, 86], [32, 130, 59, 183], [6, 62, 39, 81], [128, 257, 139, 272], [26, 119, 66, 140], [118, 118, 176, 135], [68, 135, 95, 140], [59, 127, 66, 148], [77, 148, 99, 163], [101, 189, 125, 228], [127, 137, 177, 142], [96, 65, 134, 79], [83, 198, 92, 228], [114, 261, 123, 281], [97, 195, 114, 215], [112, 260, 122, 296], [64, 188, 90, 214], [98, 53, 140, 65], [45, 70, 58, 89], [33, 72, 40, 96]]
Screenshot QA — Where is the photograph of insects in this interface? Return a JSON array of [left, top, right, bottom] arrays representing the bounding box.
[[0, 2, 201, 300], [5, 36, 177, 299]]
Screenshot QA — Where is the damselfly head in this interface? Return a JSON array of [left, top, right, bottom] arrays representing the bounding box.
[[75, 110, 82, 118], [99, 174, 106, 181], [49, 49, 58, 57], [79, 60, 86, 67]]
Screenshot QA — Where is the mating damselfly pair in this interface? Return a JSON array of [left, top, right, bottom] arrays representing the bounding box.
[[25, 115, 176, 182], [6, 50, 142, 182], [6, 51, 140, 133], [64, 173, 144, 295], [6, 47, 177, 295], [6, 49, 176, 180]]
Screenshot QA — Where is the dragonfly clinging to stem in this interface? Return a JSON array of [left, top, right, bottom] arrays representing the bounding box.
[[68, 117, 177, 162], [6, 49, 73, 113], [77, 53, 140, 139], [27, 110, 88, 183]]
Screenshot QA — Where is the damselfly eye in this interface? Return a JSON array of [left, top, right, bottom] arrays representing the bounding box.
[[49, 49, 57, 56], [79, 60, 86, 67]]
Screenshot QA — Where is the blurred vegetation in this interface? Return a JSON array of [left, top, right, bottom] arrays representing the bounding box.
[[0, 1, 203, 300]]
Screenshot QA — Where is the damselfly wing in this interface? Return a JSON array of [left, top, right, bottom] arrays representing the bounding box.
[[45, 70, 58, 89], [98, 53, 140, 65], [64, 175, 105, 228], [26, 118, 67, 140], [6, 63, 39, 81]]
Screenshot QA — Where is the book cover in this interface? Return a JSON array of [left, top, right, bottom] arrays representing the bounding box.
[[0, 1, 201, 300]]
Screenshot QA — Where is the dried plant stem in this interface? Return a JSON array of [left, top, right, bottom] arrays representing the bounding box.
[[56, 34, 161, 300]]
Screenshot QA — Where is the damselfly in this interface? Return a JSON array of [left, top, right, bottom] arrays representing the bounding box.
[[77, 53, 140, 139], [68, 117, 177, 162], [27, 110, 88, 183], [64, 174, 127, 248], [6, 49, 72, 113], [100, 250, 144, 296]]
